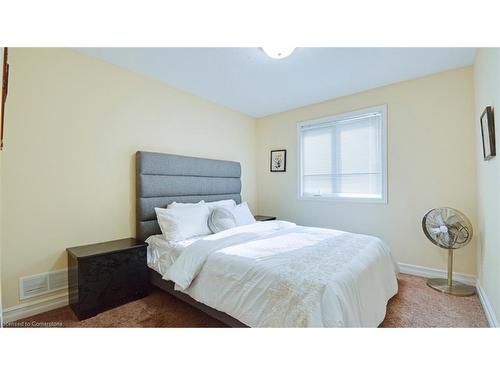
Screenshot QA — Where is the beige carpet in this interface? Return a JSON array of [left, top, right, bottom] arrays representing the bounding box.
[[380, 274, 487, 327], [7, 274, 488, 328]]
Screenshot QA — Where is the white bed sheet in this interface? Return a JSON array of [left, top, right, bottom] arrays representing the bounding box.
[[162, 220, 399, 328], [146, 234, 205, 275]]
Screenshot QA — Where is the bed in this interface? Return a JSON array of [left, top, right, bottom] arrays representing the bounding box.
[[136, 151, 398, 327]]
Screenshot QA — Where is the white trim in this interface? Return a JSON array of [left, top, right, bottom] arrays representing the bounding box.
[[476, 281, 499, 328], [297, 104, 388, 204], [3, 265, 497, 328], [298, 194, 388, 204], [2, 291, 69, 324], [398, 262, 476, 285]]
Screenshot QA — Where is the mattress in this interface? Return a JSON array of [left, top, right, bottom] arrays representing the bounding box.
[[162, 220, 399, 327]]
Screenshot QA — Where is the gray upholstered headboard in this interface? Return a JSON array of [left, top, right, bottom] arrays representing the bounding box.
[[136, 151, 242, 241]]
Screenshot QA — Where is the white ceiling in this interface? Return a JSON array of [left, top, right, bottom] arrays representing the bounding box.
[[78, 48, 476, 118]]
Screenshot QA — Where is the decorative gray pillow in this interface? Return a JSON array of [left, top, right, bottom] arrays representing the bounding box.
[[208, 207, 237, 233]]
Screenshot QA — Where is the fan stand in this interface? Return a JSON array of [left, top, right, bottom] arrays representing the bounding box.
[[427, 249, 476, 296]]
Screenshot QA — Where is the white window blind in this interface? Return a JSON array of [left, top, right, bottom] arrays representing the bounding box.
[[298, 105, 387, 203]]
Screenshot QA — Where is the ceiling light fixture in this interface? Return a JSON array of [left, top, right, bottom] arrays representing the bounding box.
[[261, 47, 296, 59]]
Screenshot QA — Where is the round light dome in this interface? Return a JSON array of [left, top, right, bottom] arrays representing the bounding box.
[[261, 47, 296, 59]]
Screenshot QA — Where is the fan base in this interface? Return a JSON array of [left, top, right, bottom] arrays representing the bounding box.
[[427, 278, 476, 296]]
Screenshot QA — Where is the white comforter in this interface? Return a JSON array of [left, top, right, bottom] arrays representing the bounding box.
[[164, 220, 398, 327]]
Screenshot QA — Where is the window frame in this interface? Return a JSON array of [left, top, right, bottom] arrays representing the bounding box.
[[297, 104, 388, 204]]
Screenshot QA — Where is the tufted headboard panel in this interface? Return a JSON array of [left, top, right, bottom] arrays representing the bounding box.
[[135, 151, 242, 241]]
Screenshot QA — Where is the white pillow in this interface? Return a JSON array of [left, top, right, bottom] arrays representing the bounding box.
[[205, 199, 236, 211], [167, 200, 205, 209], [231, 202, 256, 226], [155, 205, 211, 242]]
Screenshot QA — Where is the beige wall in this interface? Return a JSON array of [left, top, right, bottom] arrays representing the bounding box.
[[473, 48, 500, 324], [0, 148, 2, 323], [0, 149, 2, 323], [0, 49, 4, 323], [0, 49, 483, 316], [0, 48, 257, 309], [256, 67, 477, 275]]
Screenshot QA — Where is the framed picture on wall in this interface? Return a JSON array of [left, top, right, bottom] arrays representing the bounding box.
[[480, 106, 496, 161], [270, 149, 286, 172]]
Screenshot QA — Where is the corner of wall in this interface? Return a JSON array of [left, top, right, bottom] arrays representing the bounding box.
[[472, 48, 500, 325]]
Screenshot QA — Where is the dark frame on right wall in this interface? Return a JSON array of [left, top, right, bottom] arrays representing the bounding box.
[[480, 106, 496, 161]]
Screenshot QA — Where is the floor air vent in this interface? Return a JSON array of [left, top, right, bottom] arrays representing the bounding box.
[[19, 269, 68, 300]]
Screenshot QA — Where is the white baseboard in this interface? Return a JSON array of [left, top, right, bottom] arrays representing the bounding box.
[[2, 264, 497, 328], [2, 291, 69, 324], [476, 281, 499, 328], [398, 262, 476, 285]]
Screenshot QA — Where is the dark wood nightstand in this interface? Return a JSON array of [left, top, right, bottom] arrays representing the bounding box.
[[254, 215, 276, 221], [67, 238, 148, 320]]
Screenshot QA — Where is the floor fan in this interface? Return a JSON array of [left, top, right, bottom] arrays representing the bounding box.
[[421, 207, 475, 296]]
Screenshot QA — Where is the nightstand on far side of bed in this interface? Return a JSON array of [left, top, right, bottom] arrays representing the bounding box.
[[67, 238, 149, 320], [254, 215, 276, 221]]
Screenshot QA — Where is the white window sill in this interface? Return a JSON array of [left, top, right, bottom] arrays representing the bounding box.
[[298, 194, 387, 204]]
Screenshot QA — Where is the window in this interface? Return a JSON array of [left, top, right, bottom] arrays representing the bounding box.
[[297, 105, 387, 203]]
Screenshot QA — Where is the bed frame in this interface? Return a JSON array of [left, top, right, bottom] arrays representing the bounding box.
[[136, 151, 248, 327]]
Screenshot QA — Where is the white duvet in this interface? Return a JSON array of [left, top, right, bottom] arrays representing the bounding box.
[[163, 220, 399, 327]]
